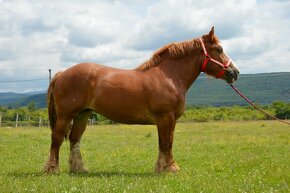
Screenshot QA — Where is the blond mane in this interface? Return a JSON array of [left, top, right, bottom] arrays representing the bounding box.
[[136, 38, 201, 71], [136, 35, 220, 71]]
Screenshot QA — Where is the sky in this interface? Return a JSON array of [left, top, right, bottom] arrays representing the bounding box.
[[0, 0, 290, 92]]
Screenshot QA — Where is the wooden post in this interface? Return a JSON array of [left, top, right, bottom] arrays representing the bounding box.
[[39, 117, 42, 128], [0, 113, 2, 127], [15, 113, 19, 128], [28, 115, 30, 127], [49, 69, 52, 84]]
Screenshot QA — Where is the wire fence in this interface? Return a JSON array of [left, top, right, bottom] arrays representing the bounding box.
[[0, 112, 103, 128], [0, 78, 48, 83], [0, 112, 49, 128]]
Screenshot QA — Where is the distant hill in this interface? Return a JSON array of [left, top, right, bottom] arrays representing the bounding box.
[[0, 72, 289, 108], [186, 72, 290, 106], [0, 92, 47, 108], [0, 92, 32, 105], [7, 93, 47, 108]]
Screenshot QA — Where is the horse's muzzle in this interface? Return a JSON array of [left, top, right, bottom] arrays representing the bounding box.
[[225, 69, 239, 84]]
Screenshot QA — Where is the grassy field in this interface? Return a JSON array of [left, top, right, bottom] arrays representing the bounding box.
[[0, 121, 289, 193]]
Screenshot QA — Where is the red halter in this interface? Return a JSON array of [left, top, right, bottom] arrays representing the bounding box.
[[199, 38, 232, 79]]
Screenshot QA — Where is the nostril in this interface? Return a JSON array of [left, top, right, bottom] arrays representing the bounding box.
[[234, 70, 239, 77], [234, 71, 239, 81]]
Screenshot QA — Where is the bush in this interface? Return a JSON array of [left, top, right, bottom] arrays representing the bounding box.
[[272, 101, 290, 119]]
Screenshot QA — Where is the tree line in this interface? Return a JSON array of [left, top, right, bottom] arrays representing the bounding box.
[[0, 102, 48, 127], [180, 101, 290, 122], [0, 101, 289, 127]]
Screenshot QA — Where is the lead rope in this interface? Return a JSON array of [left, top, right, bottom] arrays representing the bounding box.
[[230, 84, 290, 125]]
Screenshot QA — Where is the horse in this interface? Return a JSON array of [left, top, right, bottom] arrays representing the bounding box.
[[44, 27, 239, 173]]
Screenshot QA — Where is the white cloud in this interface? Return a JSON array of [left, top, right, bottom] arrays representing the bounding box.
[[0, 0, 290, 92], [222, 0, 290, 73]]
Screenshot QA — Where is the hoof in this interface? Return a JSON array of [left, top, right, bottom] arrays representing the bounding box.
[[70, 167, 89, 173], [69, 159, 88, 173], [168, 162, 180, 173], [155, 161, 180, 173], [43, 163, 60, 173]]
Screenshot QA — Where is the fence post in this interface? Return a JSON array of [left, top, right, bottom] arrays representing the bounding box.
[[49, 69, 52, 83], [15, 113, 19, 128], [39, 117, 42, 128], [0, 113, 2, 127], [28, 115, 30, 127]]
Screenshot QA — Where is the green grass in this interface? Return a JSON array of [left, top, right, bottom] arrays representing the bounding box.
[[0, 121, 289, 193]]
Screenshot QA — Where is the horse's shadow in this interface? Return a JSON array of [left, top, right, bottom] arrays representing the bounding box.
[[70, 171, 156, 178], [7, 171, 157, 178]]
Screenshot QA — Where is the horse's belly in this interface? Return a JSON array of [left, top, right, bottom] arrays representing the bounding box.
[[96, 107, 155, 124], [91, 94, 155, 124]]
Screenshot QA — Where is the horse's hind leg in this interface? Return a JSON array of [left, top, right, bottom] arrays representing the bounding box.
[[69, 110, 92, 173], [44, 117, 71, 173]]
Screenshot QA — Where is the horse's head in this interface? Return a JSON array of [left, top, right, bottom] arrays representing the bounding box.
[[200, 27, 239, 84]]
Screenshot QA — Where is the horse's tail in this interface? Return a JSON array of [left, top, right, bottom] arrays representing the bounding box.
[[47, 72, 62, 131]]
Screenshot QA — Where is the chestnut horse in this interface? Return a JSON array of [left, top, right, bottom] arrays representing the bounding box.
[[44, 27, 239, 173]]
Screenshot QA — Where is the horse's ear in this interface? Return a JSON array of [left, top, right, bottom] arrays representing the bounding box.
[[208, 26, 215, 42]]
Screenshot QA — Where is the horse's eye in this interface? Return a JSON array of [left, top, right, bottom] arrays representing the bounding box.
[[217, 47, 223, 53]]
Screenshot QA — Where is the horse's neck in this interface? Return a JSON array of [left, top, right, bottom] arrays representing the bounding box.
[[158, 56, 202, 93]]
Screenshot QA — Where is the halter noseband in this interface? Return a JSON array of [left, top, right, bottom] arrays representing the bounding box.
[[199, 38, 232, 79]]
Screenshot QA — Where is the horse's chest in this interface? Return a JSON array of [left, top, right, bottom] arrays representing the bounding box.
[[174, 96, 186, 119], [150, 90, 185, 116]]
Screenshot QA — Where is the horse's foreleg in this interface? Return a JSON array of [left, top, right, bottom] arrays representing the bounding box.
[[155, 113, 180, 173], [69, 110, 92, 173], [44, 118, 70, 173]]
